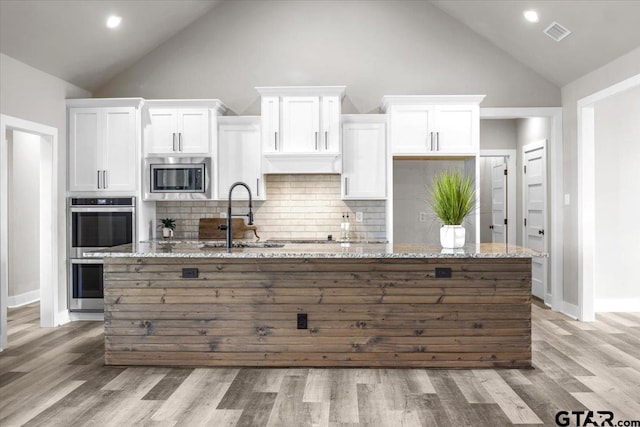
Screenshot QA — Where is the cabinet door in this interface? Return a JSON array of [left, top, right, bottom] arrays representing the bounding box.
[[69, 108, 101, 191], [390, 105, 434, 154], [261, 96, 280, 153], [102, 108, 137, 192], [147, 109, 178, 154], [281, 96, 320, 153], [178, 109, 210, 154], [342, 122, 386, 199], [434, 105, 477, 154], [321, 96, 340, 153], [218, 121, 262, 200]]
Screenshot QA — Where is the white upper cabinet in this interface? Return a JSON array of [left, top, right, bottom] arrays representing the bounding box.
[[381, 95, 485, 156], [217, 116, 264, 200], [341, 115, 387, 200], [68, 99, 141, 193], [281, 96, 320, 153], [144, 100, 226, 156]]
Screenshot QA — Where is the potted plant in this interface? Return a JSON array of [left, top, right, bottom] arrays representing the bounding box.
[[428, 171, 475, 249], [159, 218, 176, 239]]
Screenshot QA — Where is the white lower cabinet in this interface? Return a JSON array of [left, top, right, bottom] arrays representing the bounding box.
[[68, 104, 138, 192], [217, 116, 264, 200], [341, 115, 386, 200]]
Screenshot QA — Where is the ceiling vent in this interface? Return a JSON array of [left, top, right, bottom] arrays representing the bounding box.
[[544, 21, 571, 42]]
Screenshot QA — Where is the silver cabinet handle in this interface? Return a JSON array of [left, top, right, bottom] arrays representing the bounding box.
[[436, 132, 440, 151], [103, 170, 108, 189], [179, 133, 183, 151], [256, 178, 260, 197], [344, 176, 348, 196], [325, 131, 328, 150], [274, 131, 278, 151], [97, 170, 101, 189], [172, 133, 176, 151], [315, 131, 319, 151]]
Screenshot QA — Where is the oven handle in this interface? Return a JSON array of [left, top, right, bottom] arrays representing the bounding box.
[[70, 207, 135, 213]]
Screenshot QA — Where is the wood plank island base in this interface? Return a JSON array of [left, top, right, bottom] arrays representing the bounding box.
[[95, 242, 543, 369]]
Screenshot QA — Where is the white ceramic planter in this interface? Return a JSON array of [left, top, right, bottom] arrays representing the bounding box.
[[162, 228, 174, 238], [440, 225, 465, 249]]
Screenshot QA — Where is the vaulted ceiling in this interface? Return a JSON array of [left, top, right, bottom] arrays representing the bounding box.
[[2, 0, 640, 92]]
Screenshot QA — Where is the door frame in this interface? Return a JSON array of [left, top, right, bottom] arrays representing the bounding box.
[[577, 73, 640, 321], [480, 149, 516, 246], [0, 114, 59, 351], [480, 108, 563, 314]]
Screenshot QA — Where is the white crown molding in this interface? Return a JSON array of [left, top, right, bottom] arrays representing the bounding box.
[[380, 95, 486, 112], [341, 114, 387, 124], [66, 97, 144, 108], [218, 115, 260, 125], [255, 86, 347, 98], [143, 99, 227, 114]]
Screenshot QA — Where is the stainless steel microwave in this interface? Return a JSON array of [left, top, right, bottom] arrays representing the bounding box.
[[144, 157, 212, 200]]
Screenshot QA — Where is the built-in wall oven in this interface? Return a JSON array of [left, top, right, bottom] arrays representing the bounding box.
[[68, 197, 136, 311]]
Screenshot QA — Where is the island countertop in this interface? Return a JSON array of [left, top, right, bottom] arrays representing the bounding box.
[[88, 241, 545, 259]]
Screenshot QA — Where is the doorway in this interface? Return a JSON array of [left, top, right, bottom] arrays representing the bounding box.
[[0, 114, 59, 351]]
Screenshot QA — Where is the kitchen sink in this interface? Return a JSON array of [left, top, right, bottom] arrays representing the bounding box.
[[198, 241, 285, 249]]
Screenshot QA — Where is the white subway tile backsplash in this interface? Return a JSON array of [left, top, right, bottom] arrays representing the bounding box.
[[157, 174, 386, 240]]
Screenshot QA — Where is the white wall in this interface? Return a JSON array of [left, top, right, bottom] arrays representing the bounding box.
[[8, 130, 40, 303], [516, 117, 550, 246], [480, 119, 517, 150], [0, 53, 91, 316], [561, 47, 640, 306], [95, 0, 560, 112], [593, 85, 640, 310]]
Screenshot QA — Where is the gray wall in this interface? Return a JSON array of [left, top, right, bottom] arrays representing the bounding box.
[[561, 46, 640, 306], [480, 119, 517, 150], [95, 0, 560, 112], [0, 53, 91, 314], [8, 130, 40, 300], [594, 85, 640, 306]]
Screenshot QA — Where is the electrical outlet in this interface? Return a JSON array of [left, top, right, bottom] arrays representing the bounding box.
[[419, 212, 427, 223], [564, 194, 571, 206], [297, 313, 308, 329], [219, 212, 227, 218], [355, 212, 363, 223]]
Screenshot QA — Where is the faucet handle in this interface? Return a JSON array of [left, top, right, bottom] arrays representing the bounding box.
[[248, 211, 254, 225], [217, 224, 228, 230]]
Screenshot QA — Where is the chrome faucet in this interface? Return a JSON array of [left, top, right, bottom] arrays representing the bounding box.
[[218, 182, 254, 252]]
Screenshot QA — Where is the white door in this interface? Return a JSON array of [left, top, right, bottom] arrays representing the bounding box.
[[490, 157, 507, 243], [102, 108, 137, 192], [434, 105, 476, 153], [178, 109, 209, 154], [218, 119, 262, 200], [281, 96, 320, 153], [147, 109, 178, 154], [342, 121, 386, 199], [523, 141, 548, 302], [321, 96, 340, 152], [69, 108, 100, 191], [390, 105, 433, 154]]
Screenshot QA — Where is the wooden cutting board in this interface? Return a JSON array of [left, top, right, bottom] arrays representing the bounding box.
[[198, 218, 259, 240]]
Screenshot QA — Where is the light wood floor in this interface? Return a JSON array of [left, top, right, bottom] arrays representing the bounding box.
[[1, 302, 639, 427]]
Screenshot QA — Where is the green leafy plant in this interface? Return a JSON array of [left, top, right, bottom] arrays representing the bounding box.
[[428, 171, 476, 225], [159, 218, 176, 231]]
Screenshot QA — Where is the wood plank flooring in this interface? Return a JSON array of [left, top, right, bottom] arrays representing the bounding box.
[[1, 302, 639, 426]]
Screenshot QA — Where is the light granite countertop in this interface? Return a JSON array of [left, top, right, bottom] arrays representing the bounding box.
[[86, 240, 546, 259]]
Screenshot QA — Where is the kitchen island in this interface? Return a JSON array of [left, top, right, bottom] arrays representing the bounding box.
[[92, 242, 543, 368]]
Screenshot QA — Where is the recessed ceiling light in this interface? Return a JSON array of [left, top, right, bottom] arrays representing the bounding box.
[[523, 10, 539, 23], [106, 15, 122, 29]]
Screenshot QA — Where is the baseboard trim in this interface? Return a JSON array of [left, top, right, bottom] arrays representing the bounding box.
[[7, 289, 40, 308], [68, 312, 104, 322], [561, 301, 580, 320], [595, 298, 640, 313]]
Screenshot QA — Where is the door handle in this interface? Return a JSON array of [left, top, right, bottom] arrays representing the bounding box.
[[103, 170, 108, 189], [97, 170, 101, 189], [179, 133, 183, 151], [325, 131, 328, 150], [538, 229, 545, 235]]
